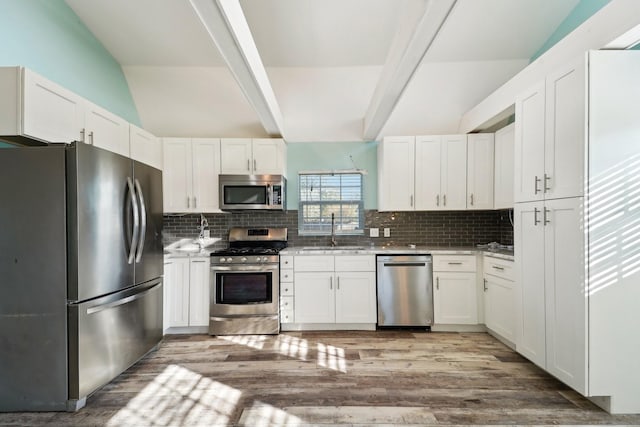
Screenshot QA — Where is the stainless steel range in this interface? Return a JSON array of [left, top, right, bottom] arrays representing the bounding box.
[[209, 227, 287, 335]]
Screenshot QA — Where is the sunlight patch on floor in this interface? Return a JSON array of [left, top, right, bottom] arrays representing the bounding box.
[[219, 334, 267, 350], [238, 401, 304, 427], [317, 342, 347, 373], [106, 364, 241, 426], [272, 334, 309, 360]]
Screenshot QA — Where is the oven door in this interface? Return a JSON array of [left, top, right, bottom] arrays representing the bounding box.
[[210, 264, 279, 316]]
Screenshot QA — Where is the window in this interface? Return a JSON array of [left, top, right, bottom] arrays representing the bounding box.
[[298, 173, 364, 235]]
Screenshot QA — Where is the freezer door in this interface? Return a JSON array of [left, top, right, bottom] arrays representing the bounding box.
[[67, 143, 136, 302], [68, 279, 163, 403], [133, 161, 164, 284]]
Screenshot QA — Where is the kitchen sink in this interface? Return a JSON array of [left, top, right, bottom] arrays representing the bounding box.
[[165, 237, 221, 252], [294, 246, 369, 253]]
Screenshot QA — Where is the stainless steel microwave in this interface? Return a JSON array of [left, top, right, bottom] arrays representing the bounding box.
[[219, 175, 286, 211]]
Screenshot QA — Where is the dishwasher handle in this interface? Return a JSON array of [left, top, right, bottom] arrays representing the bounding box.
[[383, 262, 428, 267]]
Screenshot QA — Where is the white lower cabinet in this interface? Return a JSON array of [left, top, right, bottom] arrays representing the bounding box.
[[433, 255, 478, 325], [483, 255, 515, 343], [163, 256, 210, 332], [287, 254, 376, 328]]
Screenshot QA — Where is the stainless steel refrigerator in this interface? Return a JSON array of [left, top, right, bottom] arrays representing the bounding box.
[[0, 142, 164, 411]]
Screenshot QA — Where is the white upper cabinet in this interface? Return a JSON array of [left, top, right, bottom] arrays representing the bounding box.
[[380, 134, 467, 211], [129, 124, 162, 170], [220, 138, 286, 175], [466, 133, 494, 210], [494, 123, 515, 209], [83, 100, 130, 157], [378, 136, 415, 211], [162, 137, 221, 213], [515, 57, 585, 203]]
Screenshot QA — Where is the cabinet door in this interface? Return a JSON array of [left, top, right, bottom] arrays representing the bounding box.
[[162, 138, 192, 212], [188, 258, 211, 327], [294, 255, 334, 272], [441, 135, 467, 210], [415, 136, 441, 210], [84, 101, 130, 157], [484, 274, 515, 343], [494, 123, 515, 209], [164, 257, 190, 328], [130, 125, 162, 170], [544, 197, 587, 393], [252, 138, 285, 175], [220, 138, 252, 174], [378, 136, 415, 211], [335, 272, 376, 323], [467, 133, 494, 209], [514, 201, 546, 368], [545, 58, 585, 200], [514, 82, 545, 203], [191, 138, 221, 212], [22, 68, 85, 143], [334, 255, 375, 272], [433, 272, 477, 324], [294, 272, 335, 323]]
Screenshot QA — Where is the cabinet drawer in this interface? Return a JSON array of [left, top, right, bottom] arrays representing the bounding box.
[[280, 269, 293, 283], [335, 255, 375, 272], [294, 255, 334, 272], [280, 296, 294, 311], [433, 255, 476, 272], [280, 282, 294, 296], [483, 256, 514, 281], [280, 255, 294, 269], [280, 308, 294, 324]]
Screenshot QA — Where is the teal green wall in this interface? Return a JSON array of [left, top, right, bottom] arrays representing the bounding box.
[[287, 142, 378, 210], [530, 0, 610, 62], [0, 0, 140, 125]]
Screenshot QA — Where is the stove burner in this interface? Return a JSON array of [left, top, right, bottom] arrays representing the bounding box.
[[213, 247, 282, 256]]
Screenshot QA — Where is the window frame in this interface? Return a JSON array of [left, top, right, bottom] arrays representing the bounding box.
[[297, 172, 365, 236]]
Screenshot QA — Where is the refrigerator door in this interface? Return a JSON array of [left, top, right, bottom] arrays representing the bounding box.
[[67, 143, 136, 302], [68, 279, 163, 404], [0, 146, 69, 411], [133, 161, 164, 284]]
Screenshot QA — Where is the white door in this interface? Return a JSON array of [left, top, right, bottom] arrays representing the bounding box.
[[162, 138, 192, 212], [220, 138, 252, 174], [21, 68, 85, 143], [484, 275, 516, 343], [191, 138, 221, 212], [415, 136, 441, 210], [494, 123, 515, 209], [164, 257, 190, 328], [130, 125, 162, 170], [433, 272, 478, 324], [252, 138, 285, 175], [467, 133, 495, 209], [84, 101, 130, 157], [335, 272, 376, 323], [294, 272, 335, 323], [514, 201, 546, 368], [545, 57, 585, 200], [515, 82, 545, 203], [188, 258, 211, 327], [544, 197, 587, 394], [441, 135, 467, 210], [378, 136, 415, 211]]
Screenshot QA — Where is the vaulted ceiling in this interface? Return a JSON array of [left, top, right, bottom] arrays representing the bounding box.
[[66, 0, 581, 141]]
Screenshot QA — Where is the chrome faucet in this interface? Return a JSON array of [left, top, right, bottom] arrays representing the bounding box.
[[330, 213, 337, 247], [198, 214, 209, 239]]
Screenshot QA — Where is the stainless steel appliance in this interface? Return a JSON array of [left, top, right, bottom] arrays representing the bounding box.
[[0, 143, 163, 411], [219, 174, 286, 211], [376, 254, 434, 327], [209, 227, 287, 335]]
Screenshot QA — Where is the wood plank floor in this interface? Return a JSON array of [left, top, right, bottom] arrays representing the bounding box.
[[2, 331, 640, 426]]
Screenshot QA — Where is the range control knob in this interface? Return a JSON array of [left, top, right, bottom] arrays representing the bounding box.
[[262, 257, 269, 262], [241, 257, 247, 263], [219, 257, 226, 263], [255, 256, 262, 262], [226, 257, 233, 263]]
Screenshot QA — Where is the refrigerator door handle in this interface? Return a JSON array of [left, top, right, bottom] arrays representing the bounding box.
[[134, 179, 147, 263], [126, 177, 140, 264], [85, 280, 161, 315]]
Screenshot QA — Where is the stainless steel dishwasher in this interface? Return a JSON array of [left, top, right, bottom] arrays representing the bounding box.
[[376, 254, 433, 327]]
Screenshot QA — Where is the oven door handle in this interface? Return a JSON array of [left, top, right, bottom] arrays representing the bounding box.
[[211, 265, 279, 272]]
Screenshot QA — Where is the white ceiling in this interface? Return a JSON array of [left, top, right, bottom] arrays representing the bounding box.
[[66, 0, 581, 141]]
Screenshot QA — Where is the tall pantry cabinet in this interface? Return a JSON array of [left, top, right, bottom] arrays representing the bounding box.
[[514, 50, 640, 414]]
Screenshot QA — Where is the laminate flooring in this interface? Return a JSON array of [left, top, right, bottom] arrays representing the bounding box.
[[2, 331, 640, 426]]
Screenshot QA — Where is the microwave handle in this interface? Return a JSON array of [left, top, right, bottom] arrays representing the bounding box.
[[267, 184, 272, 205]]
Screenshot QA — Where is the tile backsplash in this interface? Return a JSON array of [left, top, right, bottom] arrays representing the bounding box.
[[164, 209, 514, 248]]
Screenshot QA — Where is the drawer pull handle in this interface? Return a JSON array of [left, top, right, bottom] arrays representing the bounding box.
[[447, 262, 463, 265], [492, 266, 505, 271]]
